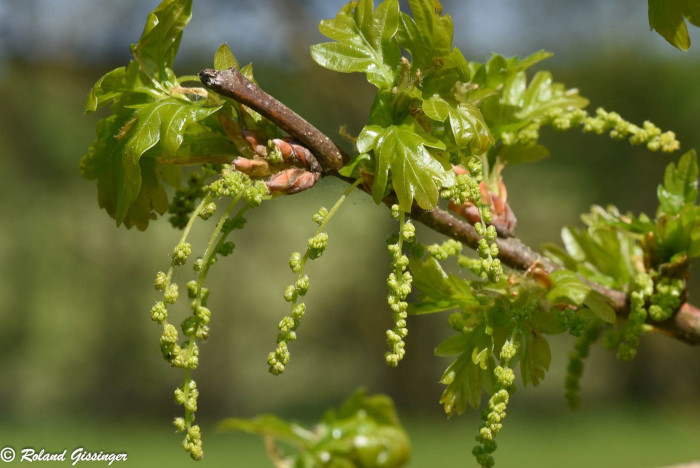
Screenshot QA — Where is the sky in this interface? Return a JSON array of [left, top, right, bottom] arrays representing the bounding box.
[[1, 0, 699, 69]]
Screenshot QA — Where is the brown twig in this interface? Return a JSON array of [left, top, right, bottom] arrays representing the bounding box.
[[199, 68, 347, 172], [199, 67, 700, 346]]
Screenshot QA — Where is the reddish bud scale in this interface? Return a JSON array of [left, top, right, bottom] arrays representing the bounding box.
[[236, 128, 323, 194], [266, 168, 321, 194], [449, 179, 517, 238], [232, 157, 272, 177]]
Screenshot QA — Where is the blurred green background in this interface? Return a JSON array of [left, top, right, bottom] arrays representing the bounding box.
[[1, 1, 700, 466]]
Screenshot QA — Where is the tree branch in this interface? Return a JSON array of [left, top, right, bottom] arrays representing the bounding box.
[[199, 67, 700, 346], [199, 68, 347, 172]]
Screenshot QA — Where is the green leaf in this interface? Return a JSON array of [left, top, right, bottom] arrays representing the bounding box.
[[338, 153, 371, 178], [357, 125, 385, 153], [471, 52, 588, 148], [131, 0, 193, 81], [85, 67, 127, 113], [658, 150, 699, 216], [82, 97, 220, 228], [214, 43, 239, 70], [583, 294, 616, 324], [554, 218, 640, 291], [116, 99, 219, 223], [515, 71, 589, 121], [547, 270, 616, 324], [648, 0, 699, 50], [369, 123, 452, 211], [409, 257, 478, 315], [438, 332, 494, 416], [81, 116, 168, 230], [434, 333, 470, 357], [222, 390, 410, 468], [404, 0, 452, 65], [310, 42, 378, 74], [422, 96, 492, 154], [330, 389, 401, 427], [312, 0, 401, 89], [517, 331, 551, 387], [218, 415, 313, 445], [657, 204, 700, 260]]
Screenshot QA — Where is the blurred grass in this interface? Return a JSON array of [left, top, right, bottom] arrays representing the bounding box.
[[1, 405, 699, 467]]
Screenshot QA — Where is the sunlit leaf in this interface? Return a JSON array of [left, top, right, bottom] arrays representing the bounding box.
[[648, 0, 699, 50], [422, 96, 492, 154], [369, 123, 452, 211], [85, 67, 127, 113], [658, 150, 699, 216], [311, 0, 401, 89], [214, 43, 239, 70], [131, 0, 193, 81]]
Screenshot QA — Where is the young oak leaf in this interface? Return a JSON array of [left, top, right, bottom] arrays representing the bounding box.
[[648, 0, 700, 50], [398, 0, 453, 69], [359, 122, 454, 211], [422, 96, 493, 155], [81, 116, 167, 230], [516, 331, 551, 387], [514, 71, 589, 121], [408, 256, 479, 315], [311, 0, 401, 89], [397, 1, 470, 95], [131, 0, 193, 82], [85, 67, 127, 113], [115, 99, 220, 223], [82, 98, 221, 228], [436, 325, 495, 416], [657, 150, 699, 217]]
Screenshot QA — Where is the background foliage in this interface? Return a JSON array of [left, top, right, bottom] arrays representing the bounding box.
[[1, 0, 700, 466]]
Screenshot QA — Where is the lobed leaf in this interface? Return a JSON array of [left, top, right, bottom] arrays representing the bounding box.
[[437, 327, 494, 416], [364, 123, 452, 211], [131, 0, 193, 82], [311, 0, 401, 89], [547, 270, 616, 324], [408, 257, 478, 315], [422, 96, 492, 155], [657, 150, 699, 216], [85, 67, 128, 113], [517, 331, 551, 387]]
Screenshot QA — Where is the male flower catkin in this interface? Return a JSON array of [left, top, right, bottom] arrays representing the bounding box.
[[385, 206, 413, 367]]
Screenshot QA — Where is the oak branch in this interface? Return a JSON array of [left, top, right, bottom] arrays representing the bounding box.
[[199, 67, 700, 346]]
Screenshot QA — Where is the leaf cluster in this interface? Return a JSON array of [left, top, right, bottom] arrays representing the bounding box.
[[81, 0, 239, 229], [313, 0, 596, 209], [408, 256, 586, 416], [219, 389, 410, 468], [546, 150, 700, 289]]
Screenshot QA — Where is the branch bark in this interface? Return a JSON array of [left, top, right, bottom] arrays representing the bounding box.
[[199, 68, 347, 172], [199, 67, 700, 346]]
